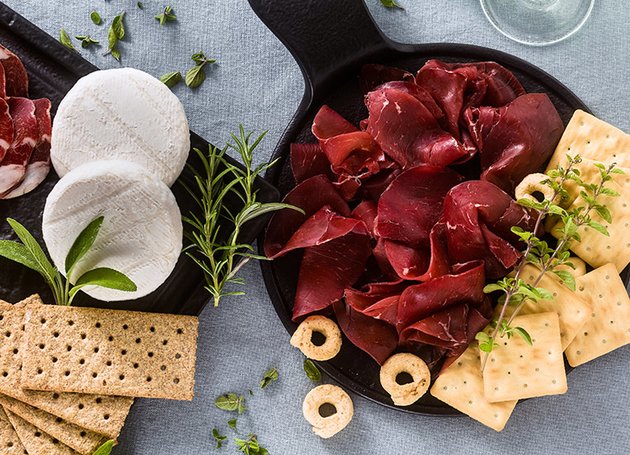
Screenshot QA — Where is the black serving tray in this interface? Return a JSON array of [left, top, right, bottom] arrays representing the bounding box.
[[0, 3, 279, 316]]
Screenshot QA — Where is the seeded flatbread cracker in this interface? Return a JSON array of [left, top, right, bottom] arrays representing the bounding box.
[[4, 408, 79, 455], [565, 263, 630, 367], [0, 394, 107, 455], [0, 406, 27, 455], [502, 265, 591, 349], [431, 344, 517, 432], [0, 297, 134, 439], [483, 312, 567, 403], [21, 304, 199, 401]]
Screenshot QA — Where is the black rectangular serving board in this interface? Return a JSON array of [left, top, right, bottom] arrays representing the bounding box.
[[0, 3, 279, 315]]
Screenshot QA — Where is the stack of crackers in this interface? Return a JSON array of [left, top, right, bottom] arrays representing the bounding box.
[[0, 295, 199, 454], [431, 111, 630, 431]]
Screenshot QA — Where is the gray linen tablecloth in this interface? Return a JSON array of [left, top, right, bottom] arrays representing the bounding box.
[[3, 1, 629, 454]]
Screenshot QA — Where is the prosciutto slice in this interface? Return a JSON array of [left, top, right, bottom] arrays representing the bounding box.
[[0, 97, 37, 194], [0, 44, 28, 97], [0, 98, 14, 162], [3, 98, 52, 199]]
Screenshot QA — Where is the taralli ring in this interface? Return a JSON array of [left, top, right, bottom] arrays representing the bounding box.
[[380, 353, 431, 406], [290, 315, 342, 361], [302, 384, 353, 438], [514, 173, 558, 204]]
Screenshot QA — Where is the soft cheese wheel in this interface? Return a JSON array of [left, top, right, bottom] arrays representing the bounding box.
[[42, 160, 183, 301], [51, 68, 189, 187]]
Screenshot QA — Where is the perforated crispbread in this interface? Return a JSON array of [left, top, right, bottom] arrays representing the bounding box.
[[0, 297, 134, 439], [431, 344, 517, 432], [565, 263, 630, 367], [483, 312, 567, 403], [4, 408, 79, 455], [0, 394, 107, 455], [21, 304, 199, 400], [0, 406, 27, 455], [502, 265, 591, 350]]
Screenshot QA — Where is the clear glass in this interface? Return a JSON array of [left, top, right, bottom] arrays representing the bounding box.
[[480, 0, 595, 46]]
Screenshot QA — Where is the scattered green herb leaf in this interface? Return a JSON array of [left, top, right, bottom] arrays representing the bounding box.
[[248, 389, 253, 396], [212, 429, 227, 449], [260, 367, 278, 389], [155, 5, 176, 25], [380, 0, 404, 10], [303, 359, 321, 382], [160, 71, 182, 88], [228, 418, 237, 429], [112, 12, 126, 39], [75, 35, 99, 48], [137, 2, 144, 9], [91, 11, 101, 25], [111, 48, 121, 61], [235, 434, 268, 455], [92, 440, 115, 455], [59, 28, 77, 52], [184, 51, 216, 88], [104, 11, 125, 58], [215, 393, 246, 414]]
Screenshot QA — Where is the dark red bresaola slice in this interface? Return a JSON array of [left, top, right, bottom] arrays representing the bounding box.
[[312, 104, 357, 140], [373, 81, 444, 119], [0, 98, 14, 162], [290, 143, 334, 184], [359, 63, 415, 95], [351, 200, 378, 237], [0, 97, 37, 194], [0, 63, 6, 99], [0, 44, 28, 97], [375, 165, 464, 248], [344, 280, 408, 326]]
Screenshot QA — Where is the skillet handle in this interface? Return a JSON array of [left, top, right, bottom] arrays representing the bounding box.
[[248, 0, 392, 95]]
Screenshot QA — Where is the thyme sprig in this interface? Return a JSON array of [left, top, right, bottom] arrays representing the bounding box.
[[477, 155, 623, 371], [181, 126, 301, 307]]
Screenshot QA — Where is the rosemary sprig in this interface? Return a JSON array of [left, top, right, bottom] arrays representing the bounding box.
[[477, 155, 623, 371], [181, 126, 301, 307]]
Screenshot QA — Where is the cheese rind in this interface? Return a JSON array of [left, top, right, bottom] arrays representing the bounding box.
[[51, 68, 190, 187], [42, 160, 182, 301]]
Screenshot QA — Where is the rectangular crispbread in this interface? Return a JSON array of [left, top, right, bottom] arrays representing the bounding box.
[[4, 408, 79, 455], [431, 344, 517, 432], [0, 406, 27, 455], [0, 297, 134, 439], [0, 394, 107, 455], [21, 304, 199, 400], [565, 263, 630, 367], [503, 264, 591, 349], [483, 312, 567, 403]]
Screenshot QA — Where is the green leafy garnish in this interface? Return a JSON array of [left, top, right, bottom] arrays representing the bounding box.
[[111, 48, 121, 62], [181, 126, 302, 306], [380, 0, 404, 10], [59, 29, 77, 52], [75, 35, 99, 48], [137, 2, 144, 9], [155, 5, 176, 25], [184, 51, 215, 88], [260, 367, 278, 389], [160, 71, 182, 88], [90, 11, 101, 25], [228, 418, 237, 429], [215, 393, 246, 414], [303, 359, 321, 382], [212, 429, 227, 449], [91, 439, 115, 455], [0, 217, 136, 306], [235, 434, 268, 455], [104, 11, 125, 59]]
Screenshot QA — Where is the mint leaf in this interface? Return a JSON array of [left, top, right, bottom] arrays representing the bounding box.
[[160, 71, 182, 88], [303, 359, 321, 382], [59, 28, 77, 52], [260, 367, 278, 389], [185, 65, 206, 88], [91, 11, 101, 25]]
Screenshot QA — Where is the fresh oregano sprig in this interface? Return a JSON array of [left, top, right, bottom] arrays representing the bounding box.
[[104, 11, 125, 60], [0, 217, 136, 306], [181, 126, 302, 307], [155, 5, 176, 25], [477, 155, 623, 371], [185, 51, 216, 88], [260, 367, 278, 389], [235, 434, 268, 455]]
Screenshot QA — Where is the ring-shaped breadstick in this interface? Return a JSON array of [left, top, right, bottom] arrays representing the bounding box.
[[514, 173, 557, 204], [302, 384, 353, 438], [290, 315, 342, 361], [380, 353, 430, 406]]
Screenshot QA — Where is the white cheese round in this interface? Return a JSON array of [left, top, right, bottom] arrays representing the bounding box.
[[42, 160, 183, 301], [50, 68, 190, 187]]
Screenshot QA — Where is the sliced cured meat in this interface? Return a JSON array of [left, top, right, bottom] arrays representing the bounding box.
[[443, 180, 537, 278], [264, 175, 351, 258], [351, 200, 378, 237], [0, 44, 28, 97], [333, 300, 398, 365], [396, 261, 485, 332], [3, 98, 52, 199], [359, 63, 415, 94], [365, 88, 467, 168], [0, 98, 13, 162], [0, 63, 6, 99], [345, 280, 407, 326], [449, 61, 526, 107], [312, 105, 357, 140], [473, 93, 564, 194], [290, 143, 333, 184], [375, 165, 464, 248], [0, 97, 37, 194], [292, 226, 371, 321], [373, 81, 443, 119]]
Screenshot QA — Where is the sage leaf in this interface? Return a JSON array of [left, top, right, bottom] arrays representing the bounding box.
[[74, 267, 136, 291], [380, 0, 404, 9], [160, 71, 182, 88], [112, 12, 125, 39], [92, 440, 115, 455], [303, 359, 321, 381], [59, 28, 77, 52], [65, 216, 103, 279], [0, 240, 44, 275], [91, 11, 101, 25], [6, 218, 56, 284], [185, 65, 206, 88]]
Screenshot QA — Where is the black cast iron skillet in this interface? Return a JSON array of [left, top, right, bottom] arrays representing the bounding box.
[[251, 0, 593, 415]]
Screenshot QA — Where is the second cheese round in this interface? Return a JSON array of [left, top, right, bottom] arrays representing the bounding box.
[[42, 160, 183, 301], [51, 68, 190, 187]]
